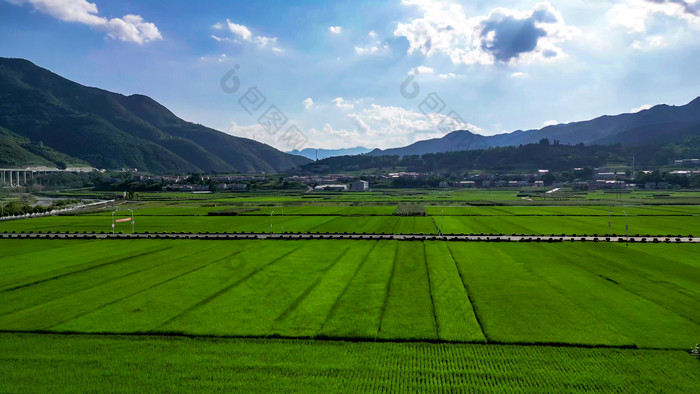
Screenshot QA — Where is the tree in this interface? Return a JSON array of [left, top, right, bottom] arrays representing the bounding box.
[[541, 172, 556, 186]]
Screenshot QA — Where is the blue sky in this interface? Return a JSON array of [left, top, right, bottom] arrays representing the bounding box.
[[1, 0, 699, 151]]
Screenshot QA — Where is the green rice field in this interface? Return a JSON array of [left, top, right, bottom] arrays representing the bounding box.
[[1, 239, 697, 349], [1, 333, 696, 392], [1, 199, 698, 235], [2, 189, 699, 391]]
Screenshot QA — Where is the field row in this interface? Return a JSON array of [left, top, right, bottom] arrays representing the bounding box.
[[80, 203, 700, 217], [2, 214, 697, 235], [1, 333, 696, 392], [128, 189, 700, 204], [0, 240, 697, 348]]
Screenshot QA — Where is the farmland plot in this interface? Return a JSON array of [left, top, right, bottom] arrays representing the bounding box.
[[1, 333, 697, 392], [0, 240, 697, 349]]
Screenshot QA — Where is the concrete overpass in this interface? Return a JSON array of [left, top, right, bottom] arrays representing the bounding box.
[[1, 166, 93, 187]]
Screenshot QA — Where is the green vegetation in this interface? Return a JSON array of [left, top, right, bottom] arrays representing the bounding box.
[[1, 240, 697, 349], [2, 333, 697, 392], [2, 188, 698, 391], [2, 205, 697, 235], [301, 134, 700, 175]]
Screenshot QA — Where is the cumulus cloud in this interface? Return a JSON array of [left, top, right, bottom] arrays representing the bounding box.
[[212, 19, 281, 51], [393, 0, 576, 65], [543, 120, 559, 127], [329, 26, 342, 34], [609, 0, 700, 33], [331, 97, 355, 110], [632, 35, 668, 49], [630, 104, 653, 112], [224, 122, 278, 148], [228, 98, 485, 150], [354, 43, 389, 55], [6, 0, 162, 44], [368, 30, 377, 37], [410, 65, 434, 75], [510, 72, 527, 78], [340, 103, 484, 148], [303, 98, 314, 110], [354, 45, 379, 54]]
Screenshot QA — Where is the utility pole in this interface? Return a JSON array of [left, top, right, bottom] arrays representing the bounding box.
[[270, 210, 275, 234], [623, 210, 628, 247]]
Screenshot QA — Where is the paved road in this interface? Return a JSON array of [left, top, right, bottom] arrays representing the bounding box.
[[1, 232, 698, 243]]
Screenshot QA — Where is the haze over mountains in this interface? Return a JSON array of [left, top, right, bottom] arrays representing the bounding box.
[[287, 147, 372, 160], [369, 97, 700, 157], [0, 58, 310, 173]]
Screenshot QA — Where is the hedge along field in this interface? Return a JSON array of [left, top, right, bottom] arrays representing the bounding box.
[[2, 334, 697, 393], [0, 240, 697, 349]]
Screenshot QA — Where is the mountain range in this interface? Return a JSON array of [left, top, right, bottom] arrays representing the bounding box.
[[369, 97, 700, 157], [287, 147, 372, 160], [0, 57, 309, 173]]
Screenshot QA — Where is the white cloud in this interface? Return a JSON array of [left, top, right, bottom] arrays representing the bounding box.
[[331, 97, 355, 110], [342, 103, 484, 149], [609, 0, 700, 34], [303, 98, 314, 110], [7, 0, 162, 44], [437, 72, 460, 79], [410, 65, 434, 75], [354, 45, 382, 55], [329, 26, 342, 34], [224, 122, 277, 147], [393, 1, 577, 65], [368, 30, 377, 37], [510, 72, 527, 78], [630, 104, 653, 113], [543, 120, 559, 127], [632, 35, 668, 49], [211, 18, 282, 52], [227, 99, 485, 150]]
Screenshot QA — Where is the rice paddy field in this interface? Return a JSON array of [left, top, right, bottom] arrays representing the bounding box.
[[1, 189, 698, 391], [1, 333, 696, 392], [1, 199, 698, 236]]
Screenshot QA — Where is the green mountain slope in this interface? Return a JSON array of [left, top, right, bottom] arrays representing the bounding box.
[[0, 58, 310, 173], [0, 126, 88, 168]]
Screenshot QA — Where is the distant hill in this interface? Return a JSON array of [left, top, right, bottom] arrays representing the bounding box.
[[369, 97, 700, 157], [0, 57, 310, 173], [368, 130, 489, 157], [301, 133, 700, 174], [288, 146, 372, 160]]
